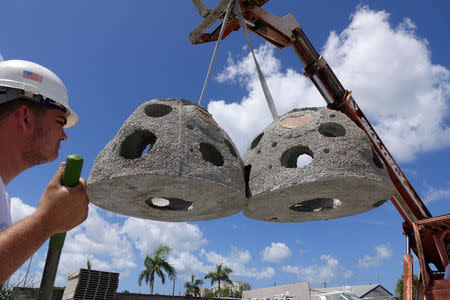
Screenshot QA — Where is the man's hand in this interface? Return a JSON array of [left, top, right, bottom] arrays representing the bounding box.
[[0, 163, 89, 284], [36, 162, 89, 235]]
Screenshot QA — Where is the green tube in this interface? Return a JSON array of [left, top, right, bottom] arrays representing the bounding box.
[[62, 154, 84, 188], [49, 154, 83, 251], [39, 155, 84, 300]]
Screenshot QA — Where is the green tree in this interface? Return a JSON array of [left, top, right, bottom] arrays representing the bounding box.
[[233, 290, 242, 298], [204, 263, 233, 298], [205, 291, 216, 298], [395, 274, 419, 300], [184, 274, 204, 297], [138, 245, 176, 295], [86, 259, 92, 270], [204, 287, 241, 298], [0, 288, 12, 300], [219, 287, 233, 297]]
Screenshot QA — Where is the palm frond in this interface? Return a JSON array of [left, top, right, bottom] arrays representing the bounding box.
[[137, 245, 176, 294]]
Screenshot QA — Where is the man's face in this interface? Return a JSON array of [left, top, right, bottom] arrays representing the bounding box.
[[22, 107, 68, 165]]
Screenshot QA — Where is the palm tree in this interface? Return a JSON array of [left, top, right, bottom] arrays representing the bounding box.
[[184, 274, 204, 297], [138, 245, 176, 295], [204, 263, 233, 298]]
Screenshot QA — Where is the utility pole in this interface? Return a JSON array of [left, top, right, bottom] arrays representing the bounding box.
[[23, 254, 33, 287], [172, 277, 175, 296]]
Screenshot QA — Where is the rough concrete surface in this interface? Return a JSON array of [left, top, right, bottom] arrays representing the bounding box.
[[243, 107, 395, 222], [87, 99, 246, 222]]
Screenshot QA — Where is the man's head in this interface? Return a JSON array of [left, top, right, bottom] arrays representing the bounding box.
[[0, 98, 68, 165], [0, 60, 74, 167]]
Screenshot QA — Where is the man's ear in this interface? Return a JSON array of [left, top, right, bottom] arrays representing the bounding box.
[[15, 104, 34, 133]]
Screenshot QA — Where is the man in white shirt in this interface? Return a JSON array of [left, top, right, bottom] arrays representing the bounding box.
[[0, 60, 89, 284]]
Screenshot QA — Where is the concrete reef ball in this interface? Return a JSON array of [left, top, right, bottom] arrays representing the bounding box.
[[243, 107, 395, 222], [87, 98, 246, 222]]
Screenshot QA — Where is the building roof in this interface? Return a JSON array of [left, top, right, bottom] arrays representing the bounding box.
[[311, 284, 393, 299], [243, 283, 394, 300], [242, 282, 311, 300]]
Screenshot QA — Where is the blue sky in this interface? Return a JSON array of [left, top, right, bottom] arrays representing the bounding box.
[[1, 0, 449, 295]]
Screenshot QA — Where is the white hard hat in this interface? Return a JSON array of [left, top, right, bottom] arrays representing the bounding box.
[[0, 59, 78, 128]]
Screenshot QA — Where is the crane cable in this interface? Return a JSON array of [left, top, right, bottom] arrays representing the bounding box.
[[198, 0, 279, 121], [234, 0, 279, 120], [198, 0, 234, 106]]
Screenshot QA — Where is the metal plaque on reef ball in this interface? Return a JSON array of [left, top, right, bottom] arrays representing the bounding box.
[[280, 113, 313, 129]]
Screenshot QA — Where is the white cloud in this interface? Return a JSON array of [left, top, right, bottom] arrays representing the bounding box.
[[357, 244, 392, 268], [201, 247, 275, 280], [209, 44, 320, 155], [9, 200, 137, 286], [323, 7, 450, 162], [282, 255, 353, 285], [261, 242, 291, 263], [121, 217, 207, 257], [202, 246, 252, 266], [9, 198, 210, 286], [168, 251, 209, 281], [0, 53, 3, 61], [423, 185, 450, 203], [208, 6, 450, 162], [10, 197, 35, 223], [258, 266, 276, 280], [47, 205, 137, 285], [4, 257, 40, 288], [120, 217, 208, 282]]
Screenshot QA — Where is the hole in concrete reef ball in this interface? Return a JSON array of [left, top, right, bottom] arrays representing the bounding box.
[[145, 197, 193, 211], [250, 132, 264, 149], [329, 113, 336, 118], [224, 139, 238, 158], [120, 130, 157, 159], [280, 145, 313, 168], [145, 103, 173, 117], [323, 148, 330, 154], [199, 143, 224, 166], [186, 124, 194, 130], [244, 165, 252, 198], [318, 122, 346, 137], [272, 142, 277, 148], [372, 148, 384, 169], [290, 198, 342, 212], [372, 199, 386, 208]]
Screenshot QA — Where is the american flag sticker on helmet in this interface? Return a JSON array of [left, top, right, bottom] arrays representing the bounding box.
[[22, 70, 43, 83]]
